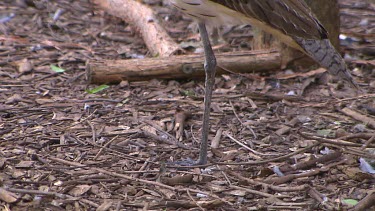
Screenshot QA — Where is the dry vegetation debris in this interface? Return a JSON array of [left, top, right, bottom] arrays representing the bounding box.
[[0, 0, 375, 210]]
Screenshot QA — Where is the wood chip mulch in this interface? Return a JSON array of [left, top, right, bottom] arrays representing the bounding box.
[[1, 0, 374, 210]]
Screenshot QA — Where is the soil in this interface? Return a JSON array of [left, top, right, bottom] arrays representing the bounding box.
[[1, 0, 374, 210]]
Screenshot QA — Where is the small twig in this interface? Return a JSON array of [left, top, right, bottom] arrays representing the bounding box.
[[308, 186, 334, 210], [35, 72, 59, 81], [265, 160, 346, 185], [86, 120, 96, 144], [229, 100, 257, 139], [66, 109, 97, 130], [342, 147, 375, 159], [278, 150, 342, 173], [187, 189, 205, 211], [229, 171, 308, 192], [224, 131, 279, 157], [185, 188, 232, 205], [167, 142, 320, 168], [230, 185, 287, 198], [300, 94, 375, 108], [94, 135, 119, 160], [360, 134, 375, 150], [354, 191, 375, 211], [215, 142, 320, 166], [224, 131, 260, 159], [340, 133, 374, 140], [340, 107, 375, 129], [300, 132, 375, 148], [133, 158, 150, 179], [217, 165, 231, 186]]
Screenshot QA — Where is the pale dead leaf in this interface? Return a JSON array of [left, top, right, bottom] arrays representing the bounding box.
[[5, 94, 22, 104], [15, 58, 33, 74], [0, 187, 19, 203], [11, 169, 26, 178], [227, 189, 247, 196], [68, 185, 91, 197], [35, 98, 56, 104], [15, 161, 34, 168], [96, 200, 113, 211]]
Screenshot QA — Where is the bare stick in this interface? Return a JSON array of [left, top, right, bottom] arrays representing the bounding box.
[[92, 0, 180, 57], [87, 50, 281, 84]]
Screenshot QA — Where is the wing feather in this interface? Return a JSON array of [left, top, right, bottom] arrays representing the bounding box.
[[171, 0, 358, 88], [212, 0, 327, 39]]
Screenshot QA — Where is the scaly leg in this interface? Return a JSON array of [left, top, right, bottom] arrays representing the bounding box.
[[196, 22, 216, 165], [167, 22, 216, 167]]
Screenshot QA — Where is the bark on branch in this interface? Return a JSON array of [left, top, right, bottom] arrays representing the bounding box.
[[92, 0, 181, 57], [87, 50, 281, 84]]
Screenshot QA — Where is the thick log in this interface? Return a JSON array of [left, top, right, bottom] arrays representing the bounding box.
[[92, 0, 181, 57], [87, 50, 281, 84]]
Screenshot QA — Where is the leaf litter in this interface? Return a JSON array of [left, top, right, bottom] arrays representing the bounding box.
[[0, 0, 374, 210]]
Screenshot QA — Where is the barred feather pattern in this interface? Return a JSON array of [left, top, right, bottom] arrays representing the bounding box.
[[170, 0, 359, 88], [294, 38, 358, 88], [212, 0, 326, 39]]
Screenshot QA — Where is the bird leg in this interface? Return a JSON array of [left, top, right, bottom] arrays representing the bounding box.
[[166, 22, 216, 167], [196, 22, 216, 165]]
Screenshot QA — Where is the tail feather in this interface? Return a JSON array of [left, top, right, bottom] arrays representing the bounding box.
[[294, 38, 359, 89]]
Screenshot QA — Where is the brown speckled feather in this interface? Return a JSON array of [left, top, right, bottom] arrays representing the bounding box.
[[212, 0, 327, 39], [170, 0, 359, 88]]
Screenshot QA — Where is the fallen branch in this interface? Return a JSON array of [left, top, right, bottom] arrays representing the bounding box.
[[299, 132, 375, 148], [354, 191, 375, 211], [92, 0, 180, 57], [340, 107, 375, 129], [87, 50, 281, 84]]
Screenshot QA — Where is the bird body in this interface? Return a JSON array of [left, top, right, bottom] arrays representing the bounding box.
[[169, 0, 359, 165], [170, 0, 309, 51], [170, 0, 358, 88]]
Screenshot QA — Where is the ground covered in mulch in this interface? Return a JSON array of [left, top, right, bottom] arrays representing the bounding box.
[[1, 0, 375, 210]]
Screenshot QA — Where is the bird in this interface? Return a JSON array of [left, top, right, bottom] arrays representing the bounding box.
[[169, 0, 359, 165]]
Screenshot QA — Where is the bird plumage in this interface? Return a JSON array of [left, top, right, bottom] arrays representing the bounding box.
[[213, 0, 327, 39], [170, 0, 359, 88]]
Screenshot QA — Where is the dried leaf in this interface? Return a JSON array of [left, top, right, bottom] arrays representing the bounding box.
[[0, 187, 19, 203], [68, 185, 91, 197], [15, 58, 33, 73], [15, 161, 34, 168]]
